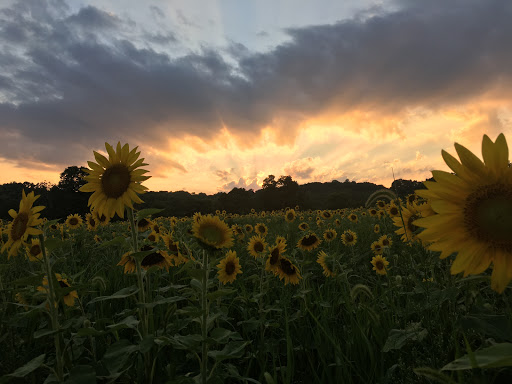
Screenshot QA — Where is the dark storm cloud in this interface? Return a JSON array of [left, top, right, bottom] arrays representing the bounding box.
[[1, 0, 512, 170]]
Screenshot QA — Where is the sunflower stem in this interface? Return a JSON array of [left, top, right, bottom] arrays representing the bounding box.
[[201, 249, 209, 384], [39, 233, 64, 382]]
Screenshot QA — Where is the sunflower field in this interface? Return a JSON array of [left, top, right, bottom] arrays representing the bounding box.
[[1, 136, 512, 383]]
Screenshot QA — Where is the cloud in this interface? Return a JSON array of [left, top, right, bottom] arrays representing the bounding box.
[[218, 177, 260, 192], [1, 0, 512, 187]]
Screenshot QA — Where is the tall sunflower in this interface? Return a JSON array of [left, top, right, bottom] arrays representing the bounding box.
[[192, 215, 233, 249], [80, 142, 150, 219], [66, 214, 83, 229], [415, 133, 512, 293], [277, 256, 302, 285], [217, 250, 242, 284], [247, 235, 267, 258], [1, 190, 44, 258]]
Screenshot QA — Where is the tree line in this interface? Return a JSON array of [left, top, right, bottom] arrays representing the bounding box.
[[0, 166, 429, 221]]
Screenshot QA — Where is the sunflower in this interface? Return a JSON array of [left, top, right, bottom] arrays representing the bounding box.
[[387, 202, 400, 218], [254, 223, 268, 237], [65, 214, 83, 229], [1, 190, 44, 258], [371, 241, 384, 255], [192, 215, 233, 249], [244, 224, 253, 233], [232, 224, 245, 241], [321, 210, 332, 219], [378, 235, 393, 248], [323, 229, 337, 242], [266, 242, 286, 274], [298, 222, 309, 231], [285, 209, 296, 222], [93, 210, 110, 226], [38, 273, 78, 307], [140, 245, 173, 271], [376, 200, 386, 209], [80, 142, 150, 219], [247, 235, 267, 258], [415, 133, 512, 293], [393, 203, 423, 243], [94, 235, 102, 243], [371, 255, 389, 275], [147, 231, 160, 243], [335, 219, 341, 226], [297, 233, 321, 251], [348, 213, 358, 223], [163, 235, 186, 266], [25, 238, 43, 262], [368, 208, 378, 217], [277, 256, 302, 285], [137, 218, 153, 232], [341, 230, 357, 246], [374, 224, 380, 234], [118, 251, 136, 274], [217, 250, 242, 284], [406, 194, 418, 205], [85, 213, 98, 231], [275, 236, 287, 247], [317, 250, 336, 277]]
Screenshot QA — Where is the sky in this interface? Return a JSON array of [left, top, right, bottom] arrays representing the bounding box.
[[1, 0, 511, 194]]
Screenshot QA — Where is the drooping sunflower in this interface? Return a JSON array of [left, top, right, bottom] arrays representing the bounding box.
[[254, 223, 268, 237], [371, 241, 384, 255], [317, 250, 336, 277], [378, 235, 393, 248], [140, 245, 173, 271], [85, 213, 98, 231], [323, 228, 337, 242], [25, 238, 43, 262], [192, 215, 233, 249], [118, 251, 136, 274], [217, 250, 242, 284], [341, 230, 357, 246], [371, 255, 389, 275], [37, 273, 78, 307], [93, 209, 110, 226], [392, 203, 423, 243], [1, 190, 44, 258], [297, 233, 321, 251], [265, 242, 286, 274], [374, 224, 380, 234], [321, 210, 332, 219], [285, 209, 296, 223], [247, 235, 267, 258], [415, 133, 512, 293], [277, 256, 302, 285], [80, 142, 150, 219], [137, 218, 153, 232], [348, 213, 358, 223]]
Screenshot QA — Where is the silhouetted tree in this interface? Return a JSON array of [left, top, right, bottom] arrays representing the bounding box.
[[262, 175, 277, 189], [58, 166, 87, 192]]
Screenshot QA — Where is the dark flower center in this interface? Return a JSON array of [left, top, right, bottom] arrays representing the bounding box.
[[141, 251, 164, 267], [225, 261, 236, 275], [69, 218, 78, 226], [254, 242, 264, 252], [344, 233, 354, 242], [390, 207, 399, 215], [102, 164, 131, 198], [280, 259, 296, 276], [375, 261, 384, 270], [301, 235, 318, 246], [270, 248, 280, 264], [138, 218, 149, 228], [30, 244, 41, 256], [464, 183, 512, 250], [11, 212, 29, 241]]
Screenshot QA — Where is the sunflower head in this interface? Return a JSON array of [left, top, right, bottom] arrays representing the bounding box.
[[80, 142, 150, 219], [247, 235, 267, 258], [26, 238, 43, 262], [297, 232, 321, 251], [323, 229, 337, 242], [277, 256, 302, 285], [371, 255, 389, 275], [192, 215, 233, 250], [217, 250, 242, 284], [341, 230, 357, 246], [317, 250, 336, 277], [285, 209, 296, 222]]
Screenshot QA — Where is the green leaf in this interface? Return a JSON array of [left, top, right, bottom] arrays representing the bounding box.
[[131, 248, 157, 262], [87, 286, 138, 305], [44, 237, 65, 253], [383, 323, 428, 352], [167, 334, 203, 350], [413, 367, 457, 384], [207, 289, 236, 301], [33, 329, 59, 339], [136, 208, 163, 220], [106, 315, 139, 332], [442, 343, 512, 370], [98, 236, 129, 249], [138, 295, 185, 309], [208, 341, 249, 362], [102, 339, 139, 375], [139, 335, 155, 354], [461, 314, 512, 341], [4, 354, 45, 379], [66, 365, 97, 384], [209, 327, 242, 344]]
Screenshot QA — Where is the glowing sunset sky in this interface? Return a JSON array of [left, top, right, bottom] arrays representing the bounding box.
[[1, 0, 511, 194]]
